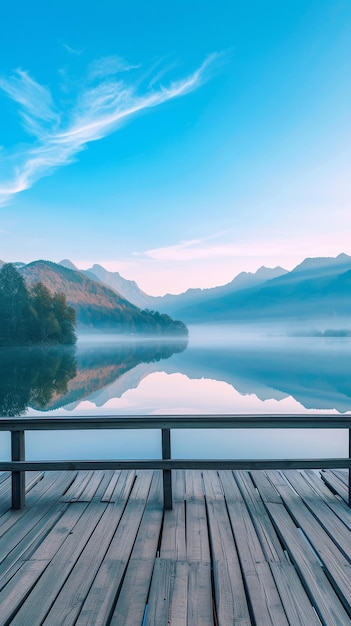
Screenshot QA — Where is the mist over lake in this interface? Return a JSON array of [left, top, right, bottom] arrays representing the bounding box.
[[0, 324, 349, 462]]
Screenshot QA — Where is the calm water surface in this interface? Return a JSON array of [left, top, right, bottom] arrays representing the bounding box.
[[0, 325, 350, 461]]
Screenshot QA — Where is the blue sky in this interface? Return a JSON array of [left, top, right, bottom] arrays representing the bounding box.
[[0, 1, 350, 294]]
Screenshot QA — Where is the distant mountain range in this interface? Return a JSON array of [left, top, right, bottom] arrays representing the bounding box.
[[173, 253, 351, 323], [61, 252, 351, 324], [2, 252, 351, 329], [58, 259, 288, 312]]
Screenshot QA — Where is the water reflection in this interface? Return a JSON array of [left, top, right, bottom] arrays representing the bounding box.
[[1, 332, 351, 417], [162, 336, 351, 413], [0, 346, 77, 416], [1, 332, 350, 460], [0, 338, 188, 416]]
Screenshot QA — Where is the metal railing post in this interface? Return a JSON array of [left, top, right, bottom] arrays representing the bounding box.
[[11, 430, 25, 509], [162, 428, 172, 510]]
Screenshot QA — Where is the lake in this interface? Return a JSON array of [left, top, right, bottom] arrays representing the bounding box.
[[0, 325, 350, 461]]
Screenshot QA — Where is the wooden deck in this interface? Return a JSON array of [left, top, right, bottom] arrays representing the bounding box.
[[0, 468, 350, 625]]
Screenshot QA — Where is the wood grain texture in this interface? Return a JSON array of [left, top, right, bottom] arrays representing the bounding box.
[[203, 471, 251, 625], [75, 471, 153, 626], [0, 468, 350, 625], [110, 471, 163, 625], [251, 470, 351, 626]]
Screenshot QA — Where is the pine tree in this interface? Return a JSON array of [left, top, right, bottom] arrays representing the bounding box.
[[0, 264, 33, 345], [0, 264, 76, 346]]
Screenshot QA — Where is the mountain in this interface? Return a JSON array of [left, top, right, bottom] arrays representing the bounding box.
[[0, 260, 25, 270], [263, 253, 351, 287], [152, 265, 288, 315], [19, 260, 188, 335], [82, 261, 288, 314], [290, 253, 351, 276], [175, 254, 351, 323], [82, 263, 153, 309], [59, 259, 80, 271]]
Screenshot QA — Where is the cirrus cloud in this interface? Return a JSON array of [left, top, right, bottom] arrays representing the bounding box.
[[0, 53, 219, 207]]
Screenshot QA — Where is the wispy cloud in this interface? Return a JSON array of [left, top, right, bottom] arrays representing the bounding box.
[[140, 229, 331, 263], [0, 53, 218, 207], [60, 40, 85, 56], [88, 55, 141, 80], [0, 70, 60, 137], [141, 232, 240, 261]]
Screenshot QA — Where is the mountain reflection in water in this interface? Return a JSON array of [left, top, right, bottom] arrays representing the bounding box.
[[0, 338, 188, 416], [1, 330, 351, 416]]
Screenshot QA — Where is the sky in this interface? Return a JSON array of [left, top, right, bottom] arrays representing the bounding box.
[[0, 1, 350, 295]]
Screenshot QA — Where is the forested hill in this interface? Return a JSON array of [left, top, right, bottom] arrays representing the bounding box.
[[0, 263, 76, 346], [19, 260, 188, 336]]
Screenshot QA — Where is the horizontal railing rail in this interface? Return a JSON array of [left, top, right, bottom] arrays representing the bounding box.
[[1, 414, 351, 430], [0, 414, 350, 510]]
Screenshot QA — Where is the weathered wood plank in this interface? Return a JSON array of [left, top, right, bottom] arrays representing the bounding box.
[[219, 471, 288, 625], [101, 469, 121, 501], [0, 471, 73, 535], [108, 469, 135, 502], [233, 471, 322, 626], [203, 471, 251, 625], [0, 472, 75, 559], [42, 472, 138, 626], [187, 562, 213, 626], [185, 471, 213, 625], [9, 500, 109, 626], [321, 469, 349, 502], [61, 470, 94, 502], [251, 470, 351, 626], [160, 469, 186, 561], [269, 561, 322, 626], [266, 470, 351, 611], [145, 557, 175, 626], [0, 500, 91, 624], [233, 470, 286, 562], [0, 471, 10, 484], [77, 470, 105, 501], [302, 469, 351, 530], [93, 469, 122, 501], [330, 468, 349, 486], [146, 558, 188, 626], [22, 471, 45, 493], [281, 470, 351, 560], [0, 502, 68, 591], [185, 470, 210, 563], [75, 471, 154, 626], [109, 471, 163, 625]]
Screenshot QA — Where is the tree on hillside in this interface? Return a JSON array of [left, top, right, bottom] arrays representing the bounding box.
[[51, 292, 76, 344], [0, 263, 34, 345], [141, 310, 188, 335], [29, 282, 76, 345], [0, 264, 76, 346]]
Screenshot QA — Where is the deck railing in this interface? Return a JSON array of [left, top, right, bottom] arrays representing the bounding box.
[[0, 414, 350, 510]]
